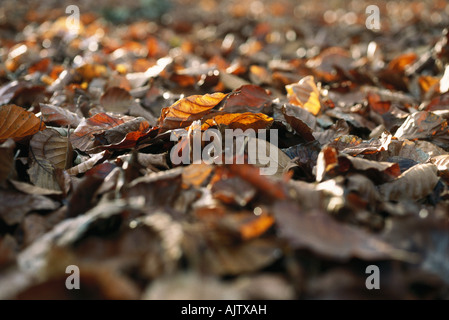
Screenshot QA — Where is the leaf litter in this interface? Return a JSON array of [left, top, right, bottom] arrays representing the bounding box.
[[0, 0, 449, 300]]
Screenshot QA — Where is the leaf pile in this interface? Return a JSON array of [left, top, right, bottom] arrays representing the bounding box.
[[0, 0, 449, 300]]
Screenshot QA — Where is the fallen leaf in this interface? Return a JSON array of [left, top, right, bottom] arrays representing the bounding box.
[[220, 85, 272, 113], [274, 201, 414, 262], [159, 92, 227, 130], [379, 163, 439, 201], [0, 104, 46, 143], [0, 139, 16, 183], [40, 104, 82, 128], [29, 128, 73, 170], [281, 104, 316, 141], [70, 113, 126, 152], [0, 190, 59, 225], [394, 111, 449, 147], [201, 112, 273, 131], [285, 76, 321, 115], [100, 86, 133, 113]]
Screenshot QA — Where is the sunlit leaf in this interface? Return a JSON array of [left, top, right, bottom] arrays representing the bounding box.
[[394, 111, 449, 147], [75, 63, 107, 82], [387, 53, 417, 74], [159, 92, 227, 130], [201, 112, 273, 131], [285, 76, 321, 115]]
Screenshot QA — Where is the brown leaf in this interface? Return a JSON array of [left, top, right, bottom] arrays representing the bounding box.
[[66, 151, 109, 176], [367, 92, 391, 115], [30, 128, 73, 170], [27, 158, 62, 191], [394, 111, 449, 147], [94, 117, 150, 147], [306, 47, 354, 81], [183, 224, 280, 275], [182, 163, 214, 188], [216, 211, 275, 241], [220, 85, 272, 113], [40, 104, 82, 128], [70, 113, 125, 152], [0, 190, 59, 225], [337, 155, 401, 184], [100, 86, 133, 114], [273, 201, 413, 262], [0, 139, 16, 184], [159, 92, 227, 130], [0, 104, 46, 143], [313, 119, 350, 145], [379, 164, 439, 201], [281, 104, 316, 141], [211, 176, 256, 207]]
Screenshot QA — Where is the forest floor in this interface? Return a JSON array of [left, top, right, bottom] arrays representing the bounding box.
[[1, 0, 449, 300]]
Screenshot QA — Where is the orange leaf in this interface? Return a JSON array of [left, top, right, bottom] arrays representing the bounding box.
[[201, 112, 273, 131], [240, 213, 275, 240], [159, 92, 227, 130], [367, 92, 391, 115], [286, 76, 321, 115], [0, 104, 46, 143], [387, 53, 417, 74]]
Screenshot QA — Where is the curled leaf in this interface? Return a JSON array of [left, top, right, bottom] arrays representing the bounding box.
[[159, 92, 227, 130], [201, 112, 273, 131], [40, 104, 82, 128], [70, 113, 125, 152], [220, 85, 272, 113], [379, 164, 439, 201], [285, 76, 321, 116]]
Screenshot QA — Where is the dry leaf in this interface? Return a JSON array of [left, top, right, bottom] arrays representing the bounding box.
[[274, 202, 413, 262], [379, 164, 439, 201], [285, 76, 321, 115], [30, 128, 73, 170], [40, 104, 82, 128], [0, 104, 46, 143], [159, 92, 227, 130]]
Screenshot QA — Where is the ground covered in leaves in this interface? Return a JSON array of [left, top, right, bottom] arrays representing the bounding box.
[[1, 0, 449, 299]]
